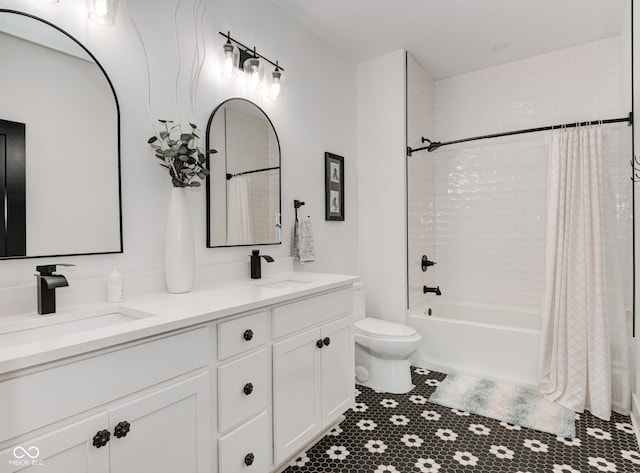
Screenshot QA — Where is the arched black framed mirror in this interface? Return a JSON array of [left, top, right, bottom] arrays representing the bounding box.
[[0, 10, 122, 259], [206, 98, 281, 247]]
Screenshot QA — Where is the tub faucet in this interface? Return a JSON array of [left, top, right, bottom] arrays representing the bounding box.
[[35, 264, 74, 315], [250, 250, 274, 279], [423, 285, 442, 296]]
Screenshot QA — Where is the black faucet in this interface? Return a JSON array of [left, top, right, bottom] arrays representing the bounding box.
[[250, 250, 274, 279], [423, 285, 442, 296], [35, 264, 74, 314]]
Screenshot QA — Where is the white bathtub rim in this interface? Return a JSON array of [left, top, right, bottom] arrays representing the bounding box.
[[409, 296, 540, 315], [408, 312, 540, 336]]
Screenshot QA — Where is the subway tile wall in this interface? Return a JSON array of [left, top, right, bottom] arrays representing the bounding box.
[[407, 54, 436, 308], [407, 36, 633, 309]]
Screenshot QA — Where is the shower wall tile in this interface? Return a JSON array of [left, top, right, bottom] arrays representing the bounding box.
[[406, 54, 436, 309], [435, 37, 623, 143], [421, 36, 632, 308]]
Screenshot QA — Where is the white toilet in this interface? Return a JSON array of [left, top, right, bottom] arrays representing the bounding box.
[[353, 282, 422, 394]]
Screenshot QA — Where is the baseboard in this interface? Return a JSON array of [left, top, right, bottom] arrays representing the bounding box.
[[272, 415, 346, 473], [631, 392, 640, 446]]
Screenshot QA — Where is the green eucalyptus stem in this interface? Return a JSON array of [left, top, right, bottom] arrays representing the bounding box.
[[147, 119, 216, 188]]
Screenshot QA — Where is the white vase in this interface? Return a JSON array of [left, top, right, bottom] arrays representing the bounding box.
[[164, 187, 195, 293]]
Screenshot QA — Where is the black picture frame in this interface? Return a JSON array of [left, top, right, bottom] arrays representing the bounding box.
[[325, 152, 344, 221]]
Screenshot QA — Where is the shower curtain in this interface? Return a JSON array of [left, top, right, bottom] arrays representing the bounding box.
[[227, 175, 253, 245], [539, 126, 627, 421]]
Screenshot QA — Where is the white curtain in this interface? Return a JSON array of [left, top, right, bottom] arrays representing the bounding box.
[[539, 126, 628, 421], [227, 175, 253, 245]]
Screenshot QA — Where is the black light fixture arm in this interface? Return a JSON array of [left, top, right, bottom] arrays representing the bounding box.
[[219, 31, 284, 71]]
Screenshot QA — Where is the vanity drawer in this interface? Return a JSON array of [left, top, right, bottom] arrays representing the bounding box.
[[0, 327, 209, 443], [218, 311, 267, 360], [219, 411, 268, 473], [218, 348, 268, 432], [272, 287, 353, 338]]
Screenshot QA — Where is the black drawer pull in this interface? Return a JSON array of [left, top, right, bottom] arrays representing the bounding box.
[[244, 452, 255, 466], [243, 382, 254, 395], [114, 421, 131, 438], [323, 337, 331, 346], [316, 339, 324, 349], [92, 429, 110, 448], [243, 329, 254, 341]]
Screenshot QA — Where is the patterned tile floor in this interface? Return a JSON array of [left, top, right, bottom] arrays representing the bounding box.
[[283, 368, 640, 473]]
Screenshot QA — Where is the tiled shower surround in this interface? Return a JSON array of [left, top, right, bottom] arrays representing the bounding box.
[[408, 36, 633, 310]]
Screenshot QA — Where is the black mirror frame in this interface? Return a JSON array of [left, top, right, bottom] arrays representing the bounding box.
[[0, 9, 123, 260], [205, 97, 282, 248]]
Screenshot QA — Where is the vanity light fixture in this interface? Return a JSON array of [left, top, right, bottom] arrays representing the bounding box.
[[221, 36, 239, 79], [268, 62, 284, 101], [243, 51, 263, 92], [219, 31, 285, 100], [88, 0, 119, 25]]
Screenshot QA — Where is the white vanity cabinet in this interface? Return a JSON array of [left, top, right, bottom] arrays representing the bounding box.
[[271, 288, 354, 465], [0, 328, 211, 473], [0, 274, 358, 473], [217, 311, 269, 472]]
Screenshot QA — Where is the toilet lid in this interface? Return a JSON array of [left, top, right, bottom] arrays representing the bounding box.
[[355, 317, 417, 338]]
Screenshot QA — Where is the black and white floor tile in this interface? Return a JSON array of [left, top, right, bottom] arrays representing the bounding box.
[[283, 368, 640, 473]]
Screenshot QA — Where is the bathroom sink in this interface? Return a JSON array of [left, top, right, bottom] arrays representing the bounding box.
[[257, 279, 312, 289], [0, 310, 148, 349]]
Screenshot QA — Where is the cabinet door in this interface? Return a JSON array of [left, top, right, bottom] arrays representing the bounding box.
[[218, 412, 268, 473], [0, 414, 109, 473], [108, 373, 211, 473], [321, 316, 354, 424], [272, 328, 322, 465]]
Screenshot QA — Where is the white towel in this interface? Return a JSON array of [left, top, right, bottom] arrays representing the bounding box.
[[293, 216, 315, 262]]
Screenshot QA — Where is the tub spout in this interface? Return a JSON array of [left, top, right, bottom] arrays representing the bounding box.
[[423, 285, 441, 296]]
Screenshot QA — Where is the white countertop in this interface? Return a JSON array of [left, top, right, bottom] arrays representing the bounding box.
[[0, 272, 359, 375]]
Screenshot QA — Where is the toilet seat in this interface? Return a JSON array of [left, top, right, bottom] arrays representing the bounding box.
[[355, 317, 417, 339]]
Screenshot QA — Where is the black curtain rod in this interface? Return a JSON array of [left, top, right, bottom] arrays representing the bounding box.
[[226, 166, 279, 180], [407, 112, 633, 156]]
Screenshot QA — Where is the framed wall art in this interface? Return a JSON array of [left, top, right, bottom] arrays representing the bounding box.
[[325, 152, 344, 221]]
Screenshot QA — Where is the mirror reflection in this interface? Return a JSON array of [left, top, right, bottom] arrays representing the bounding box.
[[206, 98, 281, 247], [0, 11, 121, 258]]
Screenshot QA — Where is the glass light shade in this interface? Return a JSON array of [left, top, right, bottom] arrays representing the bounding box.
[[243, 57, 263, 91], [220, 42, 239, 79], [268, 68, 284, 101], [88, 0, 119, 25]]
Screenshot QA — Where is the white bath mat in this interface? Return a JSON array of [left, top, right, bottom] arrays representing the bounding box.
[[428, 373, 576, 438]]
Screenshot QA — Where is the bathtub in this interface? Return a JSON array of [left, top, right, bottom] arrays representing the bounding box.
[[408, 298, 541, 387]]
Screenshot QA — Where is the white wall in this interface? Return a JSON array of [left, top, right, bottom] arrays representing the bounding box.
[[0, 0, 358, 308], [356, 50, 406, 323]]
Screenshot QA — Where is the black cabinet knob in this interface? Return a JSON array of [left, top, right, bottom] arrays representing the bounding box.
[[244, 452, 255, 466], [243, 329, 254, 341], [243, 382, 254, 395], [92, 429, 110, 448], [114, 421, 131, 438], [323, 337, 331, 346], [316, 339, 324, 349]]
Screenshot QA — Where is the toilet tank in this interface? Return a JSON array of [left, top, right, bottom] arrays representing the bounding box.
[[353, 281, 365, 321]]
